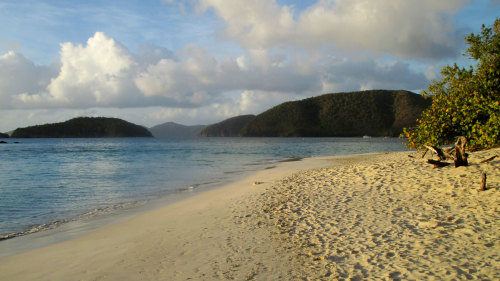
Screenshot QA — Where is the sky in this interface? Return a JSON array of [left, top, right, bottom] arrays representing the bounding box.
[[0, 0, 498, 132]]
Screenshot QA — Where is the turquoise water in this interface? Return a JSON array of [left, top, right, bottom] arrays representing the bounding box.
[[0, 137, 407, 238]]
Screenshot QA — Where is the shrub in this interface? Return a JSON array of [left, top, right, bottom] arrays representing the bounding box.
[[402, 18, 500, 150]]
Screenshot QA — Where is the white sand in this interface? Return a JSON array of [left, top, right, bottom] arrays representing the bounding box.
[[0, 149, 498, 280], [242, 148, 500, 280]]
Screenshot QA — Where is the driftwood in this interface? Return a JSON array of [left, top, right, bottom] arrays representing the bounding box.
[[424, 145, 446, 160], [454, 136, 468, 167], [480, 172, 487, 191], [479, 155, 497, 163], [427, 159, 451, 168], [424, 137, 469, 168], [423, 145, 456, 161]]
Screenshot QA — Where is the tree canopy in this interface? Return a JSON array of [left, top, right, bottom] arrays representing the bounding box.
[[402, 19, 500, 150]]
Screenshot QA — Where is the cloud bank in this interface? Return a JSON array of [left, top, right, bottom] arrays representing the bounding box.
[[198, 0, 466, 59], [0, 31, 429, 111]]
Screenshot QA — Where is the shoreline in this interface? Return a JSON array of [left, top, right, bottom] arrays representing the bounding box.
[[0, 153, 339, 280], [0, 154, 285, 258], [0, 137, 406, 246], [0, 149, 302, 255], [0, 188, 200, 258], [0, 149, 498, 280], [0, 150, 376, 253]]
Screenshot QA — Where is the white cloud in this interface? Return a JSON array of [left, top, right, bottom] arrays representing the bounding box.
[[0, 51, 55, 108], [133, 43, 321, 104], [133, 45, 221, 106], [198, 0, 295, 49], [199, 0, 468, 59], [4, 32, 145, 109], [46, 32, 137, 107]]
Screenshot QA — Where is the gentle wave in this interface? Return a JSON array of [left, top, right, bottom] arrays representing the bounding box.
[[0, 200, 148, 241]]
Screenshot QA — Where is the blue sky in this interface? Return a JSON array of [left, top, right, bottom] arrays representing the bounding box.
[[0, 0, 498, 132]]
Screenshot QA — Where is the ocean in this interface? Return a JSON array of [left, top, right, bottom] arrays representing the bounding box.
[[0, 137, 407, 241]]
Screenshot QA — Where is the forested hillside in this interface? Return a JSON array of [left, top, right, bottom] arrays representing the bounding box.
[[239, 90, 431, 137]]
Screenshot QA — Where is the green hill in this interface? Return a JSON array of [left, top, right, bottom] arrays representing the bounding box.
[[0, 132, 8, 138], [11, 117, 152, 138], [199, 115, 256, 137], [239, 90, 431, 137]]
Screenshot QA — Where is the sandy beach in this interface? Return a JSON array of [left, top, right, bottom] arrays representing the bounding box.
[[0, 148, 498, 280]]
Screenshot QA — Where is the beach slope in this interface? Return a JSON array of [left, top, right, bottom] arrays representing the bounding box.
[[0, 149, 498, 280], [244, 148, 500, 280]]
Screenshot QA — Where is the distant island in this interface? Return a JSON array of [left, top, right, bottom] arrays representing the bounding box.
[[149, 122, 206, 138], [201, 90, 431, 137], [11, 117, 152, 138], [0, 132, 8, 138]]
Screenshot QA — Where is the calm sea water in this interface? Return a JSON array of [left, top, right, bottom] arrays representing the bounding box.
[[0, 137, 407, 238]]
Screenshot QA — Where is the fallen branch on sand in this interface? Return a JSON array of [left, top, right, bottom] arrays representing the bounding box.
[[479, 155, 497, 163]]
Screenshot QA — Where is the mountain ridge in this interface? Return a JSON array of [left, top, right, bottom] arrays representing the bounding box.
[[149, 122, 206, 138]]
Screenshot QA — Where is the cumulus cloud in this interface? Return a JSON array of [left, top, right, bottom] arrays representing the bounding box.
[[199, 0, 467, 59], [5, 32, 147, 109], [2, 32, 322, 110], [46, 32, 138, 107], [4, 32, 197, 109]]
